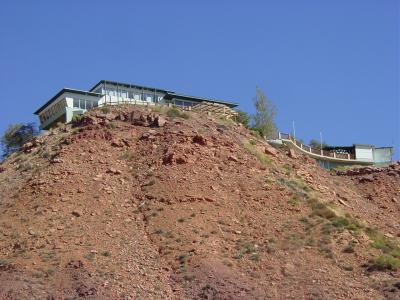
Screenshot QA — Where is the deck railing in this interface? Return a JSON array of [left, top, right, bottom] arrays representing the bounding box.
[[278, 132, 354, 161]]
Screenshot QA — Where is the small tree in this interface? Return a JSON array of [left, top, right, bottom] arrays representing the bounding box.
[[1, 123, 38, 158], [235, 110, 251, 128], [252, 87, 277, 139]]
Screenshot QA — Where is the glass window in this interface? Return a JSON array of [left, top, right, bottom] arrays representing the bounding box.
[[120, 89, 128, 98], [79, 99, 85, 109], [73, 99, 79, 108], [106, 88, 115, 96], [144, 93, 153, 102]]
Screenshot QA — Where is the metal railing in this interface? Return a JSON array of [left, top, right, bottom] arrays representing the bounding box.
[[278, 132, 354, 161]]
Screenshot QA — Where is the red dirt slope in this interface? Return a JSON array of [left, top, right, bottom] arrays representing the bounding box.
[[0, 105, 399, 299]]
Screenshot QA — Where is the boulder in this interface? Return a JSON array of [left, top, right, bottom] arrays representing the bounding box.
[[193, 135, 207, 146], [140, 133, 156, 141], [106, 168, 122, 175], [21, 141, 38, 153], [264, 145, 278, 157], [147, 114, 155, 124], [387, 171, 398, 177], [287, 148, 297, 159], [131, 112, 149, 126], [228, 155, 239, 162], [72, 210, 82, 217], [104, 113, 117, 121], [111, 139, 125, 147], [358, 174, 374, 183], [50, 158, 63, 164], [162, 152, 188, 165], [155, 116, 166, 127]]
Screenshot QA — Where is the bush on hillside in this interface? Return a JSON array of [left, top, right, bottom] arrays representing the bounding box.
[[1, 123, 38, 158]]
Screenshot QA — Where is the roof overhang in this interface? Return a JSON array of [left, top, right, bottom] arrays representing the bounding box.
[[89, 80, 173, 94], [34, 88, 103, 115], [164, 92, 238, 108]]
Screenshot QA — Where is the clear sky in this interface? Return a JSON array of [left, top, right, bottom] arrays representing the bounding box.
[[0, 0, 399, 159]]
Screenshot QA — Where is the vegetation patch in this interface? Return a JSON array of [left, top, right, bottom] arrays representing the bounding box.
[[234, 240, 259, 260], [101, 106, 111, 114], [118, 151, 134, 161], [366, 228, 399, 253], [243, 141, 271, 165], [282, 163, 293, 175], [167, 108, 190, 119], [343, 241, 356, 253], [106, 121, 117, 129], [101, 251, 112, 257], [367, 255, 400, 271], [84, 252, 96, 261]]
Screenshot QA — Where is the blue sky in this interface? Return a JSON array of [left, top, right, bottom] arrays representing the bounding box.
[[0, 0, 399, 159]]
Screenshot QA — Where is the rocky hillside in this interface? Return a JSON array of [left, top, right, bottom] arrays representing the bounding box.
[[0, 105, 399, 299]]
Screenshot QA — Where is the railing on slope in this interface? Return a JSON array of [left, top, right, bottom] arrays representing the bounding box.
[[278, 132, 354, 161]]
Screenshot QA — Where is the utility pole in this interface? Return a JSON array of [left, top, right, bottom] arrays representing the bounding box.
[[320, 131, 323, 155], [292, 121, 296, 139]]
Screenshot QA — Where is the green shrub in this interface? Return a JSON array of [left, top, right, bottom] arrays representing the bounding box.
[[310, 202, 336, 220], [101, 106, 111, 114], [1, 123, 38, 158], [366, 228, 399, 253], [235, 110, 251, 128], [368, 255, 400, 271], [118, 151, 134, 160], [283, 164, 293, 174], [151, 106, 163, 113], [106, 121, 116, 129], [243, 141, 271, 165], [71, 114, 84, 123], [83, 252, 95, 261], [287, 197, 299, 206], [167, 108, 190, 119]]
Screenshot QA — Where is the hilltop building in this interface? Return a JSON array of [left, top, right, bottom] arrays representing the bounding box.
[[34, 80, 238, 130]]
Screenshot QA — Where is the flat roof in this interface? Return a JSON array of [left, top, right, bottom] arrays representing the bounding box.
[[89, 80, 173, 94], [34, 88, 102, 115]]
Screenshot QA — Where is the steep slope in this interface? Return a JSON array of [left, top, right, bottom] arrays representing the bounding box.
[[0, 105, 399, 299]]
